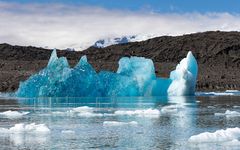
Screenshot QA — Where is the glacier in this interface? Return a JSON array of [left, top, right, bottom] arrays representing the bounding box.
[[16, 50, 198, 97]]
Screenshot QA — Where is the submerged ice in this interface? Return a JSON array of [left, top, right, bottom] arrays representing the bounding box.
[[16, 50, 198, 97]]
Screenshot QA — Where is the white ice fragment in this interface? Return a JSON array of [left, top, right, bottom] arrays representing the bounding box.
[[72, 106, 94, 113], [225, 90, 240, 93], [53, 106, 104, 118], [0, 123, 50, 134], [207, 106, 216, 109], [215, 110, 240, 117], [76, 112, 103, 117], [114, 109, 160, 118], [188, 128, 240, 143], [161, 105, 183, 114], [233, 106, 240, 108], [0, 127, 10, 133], [10, 123, 50, 134], [61, 130, 75, 135], [103, 121, 138, 126], [0, 110, 29, 119]]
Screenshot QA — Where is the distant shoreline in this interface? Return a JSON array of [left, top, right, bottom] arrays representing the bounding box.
[[0, 31, 240, 92]]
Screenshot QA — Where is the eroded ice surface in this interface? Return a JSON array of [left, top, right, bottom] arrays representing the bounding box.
[[16, 50, 198, 97]]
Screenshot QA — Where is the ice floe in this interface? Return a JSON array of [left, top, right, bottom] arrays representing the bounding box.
[[114, 109, 160, 118], [197, 90, 240, 96], [0, 110, 29, 119], [188, 127, 240, 144], [233, 106, 240, 108], [61, 130, 75, 135], [103, 121, 138, 126], [207, 106, 216, 109], [51, 106, 161, 118], [52, 106, 104, 117], [215, 110, 240, 117], [50, 105, 192, 118], [160, 105, 183, 114], [0, 123, 50, 134]]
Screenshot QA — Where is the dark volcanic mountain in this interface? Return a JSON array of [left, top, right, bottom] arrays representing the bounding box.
[[0, 31, 240, 92]]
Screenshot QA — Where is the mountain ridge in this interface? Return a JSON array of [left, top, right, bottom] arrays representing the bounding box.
[[0, 31, 240, 92]]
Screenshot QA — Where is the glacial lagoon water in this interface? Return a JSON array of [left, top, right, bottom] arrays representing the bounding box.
[[0, 94, 240, 149]]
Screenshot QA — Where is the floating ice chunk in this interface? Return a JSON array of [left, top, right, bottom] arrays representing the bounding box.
[[72, 106, 94, 113], [161, 105, 183, 114], [207, 106, 216, 109], [215, 110, 240, 117], [53, 106, 104, 117], [225, 90, 240, 93], [0, 127, 10, 133], [69, 106, 102, 117], [0, 110, 29, 119], [103, 121, 138, 126], [76, 112, 103, 117], [10, 123, 50, 134], [188, 128, 240, 143], [168, 51, 198, 96], [196, 91, 240, 96], [61, 130, 75, 135], [233, 106, 240, 108], [16, 50, 198, 97], [114, 109, 160, 118], [0, 123, 50, 134]]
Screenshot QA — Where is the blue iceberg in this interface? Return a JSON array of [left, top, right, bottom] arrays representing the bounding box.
[[16, 50, 198, 97]]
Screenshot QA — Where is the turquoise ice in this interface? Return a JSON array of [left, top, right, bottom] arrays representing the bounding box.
[[16, 50, 198, 97]]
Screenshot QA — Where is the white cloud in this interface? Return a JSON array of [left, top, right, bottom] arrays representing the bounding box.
[[0, 2, 240, 50]]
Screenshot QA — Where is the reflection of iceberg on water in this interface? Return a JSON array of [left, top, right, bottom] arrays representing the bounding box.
[[16, 49, 198, 97]]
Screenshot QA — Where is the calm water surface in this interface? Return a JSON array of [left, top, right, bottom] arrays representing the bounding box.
[[0, 95, 239, 150]]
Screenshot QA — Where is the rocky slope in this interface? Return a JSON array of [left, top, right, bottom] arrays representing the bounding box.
[[0, 31, 240, 92]]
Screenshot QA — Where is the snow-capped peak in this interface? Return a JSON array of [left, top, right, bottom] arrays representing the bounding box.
[[92, 34, 156, 48]]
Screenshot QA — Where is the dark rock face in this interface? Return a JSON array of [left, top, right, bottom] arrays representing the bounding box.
[[0, 31, 240, 92]]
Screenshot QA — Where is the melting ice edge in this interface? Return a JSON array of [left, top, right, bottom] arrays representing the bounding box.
[[16, 50, 198, 97]]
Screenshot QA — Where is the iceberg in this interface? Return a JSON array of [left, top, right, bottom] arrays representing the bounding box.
[[16, 49, 198, 97], [0, 110, 29, 119], [188, 128, 240, 143], [0, 123, 50, 134]]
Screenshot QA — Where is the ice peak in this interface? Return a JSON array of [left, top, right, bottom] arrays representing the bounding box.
[[47, 49, 58, 67]]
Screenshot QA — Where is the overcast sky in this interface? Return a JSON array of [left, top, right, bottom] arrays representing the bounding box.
[[1, 1, 240, 50]]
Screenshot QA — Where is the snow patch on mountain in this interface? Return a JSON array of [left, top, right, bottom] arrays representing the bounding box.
[[92, 34, 156, 48]]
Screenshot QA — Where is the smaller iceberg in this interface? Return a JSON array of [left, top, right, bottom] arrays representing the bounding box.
[[0, 123, 50, 134], [16, 50, 198, 97], [188, 128, 240, 144], [0, 110, 29, 119]]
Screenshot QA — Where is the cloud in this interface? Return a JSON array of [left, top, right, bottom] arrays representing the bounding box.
[[0, 2, 240, 50]]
